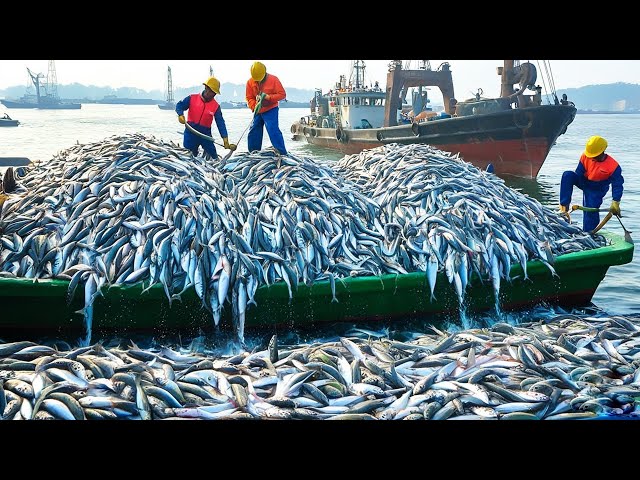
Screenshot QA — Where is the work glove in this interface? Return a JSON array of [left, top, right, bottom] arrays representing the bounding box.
[[223, 138, 237, 151], [557, 204, 570, 221], [178, 115, 186, 125], [609, 200, 621, 216]]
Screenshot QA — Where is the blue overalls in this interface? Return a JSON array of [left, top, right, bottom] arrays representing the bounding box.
[[560, 153, 624, 232]]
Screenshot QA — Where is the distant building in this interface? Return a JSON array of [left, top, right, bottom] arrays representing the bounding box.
[[613, 99, 626, 111]]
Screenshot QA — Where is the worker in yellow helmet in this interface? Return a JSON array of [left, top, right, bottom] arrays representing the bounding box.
[[559, 135, 624, 232], [176, 76, 236, 159], [245, 61, 288, 154]]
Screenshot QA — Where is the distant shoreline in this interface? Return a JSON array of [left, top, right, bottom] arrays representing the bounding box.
[[5, 98, 638, 114], [577, 110, 640, 114], [73, 99, 309, 109]]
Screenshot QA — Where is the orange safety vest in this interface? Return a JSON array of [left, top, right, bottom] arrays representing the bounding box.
[[579, 153, 619, 182]]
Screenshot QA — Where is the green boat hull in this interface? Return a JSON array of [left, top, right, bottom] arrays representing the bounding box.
[[0, 232, 633, 334]]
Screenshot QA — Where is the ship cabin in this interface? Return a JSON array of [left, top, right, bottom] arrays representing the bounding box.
[[329, 88, 386, 129], [310, 79, 386, 130]]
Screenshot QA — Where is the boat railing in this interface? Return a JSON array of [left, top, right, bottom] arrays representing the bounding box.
[[455, 98, 512, 117], [298, 115, 316, 126], [297, 114, 338, 130]]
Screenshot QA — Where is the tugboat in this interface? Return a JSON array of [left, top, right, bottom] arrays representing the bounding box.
[[290, 60, 577, 178]]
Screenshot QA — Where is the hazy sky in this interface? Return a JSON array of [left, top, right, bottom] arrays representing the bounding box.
[[1, 60, 639, 99]]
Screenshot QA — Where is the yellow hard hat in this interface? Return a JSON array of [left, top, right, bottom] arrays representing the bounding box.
[[250, 61, 267, 82], [203, 77, 220, 95], [584, 135, 608, 158]]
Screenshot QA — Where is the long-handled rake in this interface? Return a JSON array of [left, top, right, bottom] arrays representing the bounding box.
[[221, 93, 266, 164], [614, 214, 634, 244], [579, 205, 633, 243]]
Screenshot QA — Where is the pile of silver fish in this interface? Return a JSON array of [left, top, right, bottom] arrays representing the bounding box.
[[0, 135, 607, 346], [1, 312, 639, 420], [333, 144, 607, 306]]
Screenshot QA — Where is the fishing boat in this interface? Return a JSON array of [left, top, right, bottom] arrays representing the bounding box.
[[158, 66, 176, 111], [0, 113, 19, 127], [0, 231, 632, 334], [290, 60, 577, 178], [0, 61, 81, 110]]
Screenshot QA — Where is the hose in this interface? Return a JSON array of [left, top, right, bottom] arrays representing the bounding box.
[[591, 212, 613, 234], [571, 205, 609, 213]]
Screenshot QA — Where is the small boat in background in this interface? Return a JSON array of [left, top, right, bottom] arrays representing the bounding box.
[[0, 61, 81, 110], [0, 113, 19, 127]]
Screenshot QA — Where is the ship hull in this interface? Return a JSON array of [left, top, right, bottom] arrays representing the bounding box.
[[1, 99, 81, 110], [0, 100, 38, 109], [291, 105, 576, 178], [36, 103, 81, 110]]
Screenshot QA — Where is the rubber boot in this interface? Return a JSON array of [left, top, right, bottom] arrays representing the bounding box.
[[2, 167, 16, 193]]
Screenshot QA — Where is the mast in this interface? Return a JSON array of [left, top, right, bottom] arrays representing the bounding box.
[[46, 60, 60, 100], [349, 60, 366, 89], [166, 66, 174, 103]]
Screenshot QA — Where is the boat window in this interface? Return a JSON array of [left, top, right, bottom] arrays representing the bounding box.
[[354, 97, 360, 105]]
